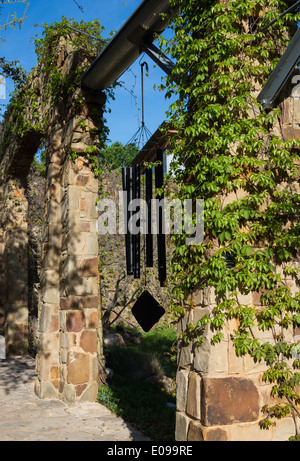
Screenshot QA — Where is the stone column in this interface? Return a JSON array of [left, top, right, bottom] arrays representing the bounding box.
[[35, 102, 104, 402], [58, 154, 100, 403], [35, 141, 62, 399]]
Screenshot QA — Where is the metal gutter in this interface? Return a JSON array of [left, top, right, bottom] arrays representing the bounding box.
[[81, 0, 174, 90], [257, 27, 300, 109]]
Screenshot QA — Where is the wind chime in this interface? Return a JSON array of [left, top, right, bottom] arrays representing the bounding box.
[[121, 60, 166, 332]]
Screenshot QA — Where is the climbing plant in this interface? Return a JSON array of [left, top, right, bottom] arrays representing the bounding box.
[[0, 16, 114, 171], [160, 0, 300, 439]]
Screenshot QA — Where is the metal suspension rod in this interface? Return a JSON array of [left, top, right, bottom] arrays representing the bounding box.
[[140, 61, 149, 129]]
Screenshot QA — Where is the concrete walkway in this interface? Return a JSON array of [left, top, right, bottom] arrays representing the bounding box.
[[0, 356, 150, 441]]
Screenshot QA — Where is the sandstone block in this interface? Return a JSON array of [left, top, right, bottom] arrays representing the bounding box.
[[186, 371, 201, 420], [175, 412, 190, 442], [187, 420, 228, 441], [60, 296, 80, 310], [66, 311, 86, 332], [67, 351, 90, 384], [80, 330, 97, 353], [80, 296, 98, 309], [89, 311, 98, 329], [201, 377, 260, 426], [79, 258, 99, 277], [176, 369, 189, 412]]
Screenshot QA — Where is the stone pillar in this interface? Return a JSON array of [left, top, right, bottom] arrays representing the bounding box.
[[34, 141, 62, 398], [175, 289, 296, 441], [35, 92, 105, 402], [58, 155, 100, 403]]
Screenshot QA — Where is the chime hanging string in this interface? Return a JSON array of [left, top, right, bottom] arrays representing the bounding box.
[[141, 61, 148, 288]]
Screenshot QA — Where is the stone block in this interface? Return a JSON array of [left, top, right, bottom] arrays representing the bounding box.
[[51, 365, 60, 380], [67, 351, 90, 384], [67, 185, 80, 209], [228, 338, 243, 374], [175, 412, 190, 442], [78, 221, 90, 232], [201, 377, 260, 426], [35, 379, 59, 399], [63, 275, 97, 297], [79, 257, 99, 277], [75, 174, 90, 187], [271, 416, 296, 441], [176, 369, 189, 412], [252, 291, 262, 306], [193, 333, 228, 375], [78, 382, 99, 402], [80, 296, 98, 309], [75, 383, 87, 397], [60, 331, 69, 349], [66, 311, 86, 332], [42, 286, 60, 305], [86, 233, 99, 255], [39, 332, 60, 352], [187, 421, 228, 441], [186, 372, 201, 420], [15, 307, 28, 323], [89, 311, 98, 329], [61, 382, 76, 403], [177, 341, 193, 368], [80, 330, 97, 353], [229, 422, 271, 441], [60, 296, 80, 310], [186, 420, 204, 441]]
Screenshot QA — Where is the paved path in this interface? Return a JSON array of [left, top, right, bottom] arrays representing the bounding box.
[[0, 356, 150, 441]]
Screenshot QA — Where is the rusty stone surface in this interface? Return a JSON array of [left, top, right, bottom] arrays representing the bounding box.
[[80, 330, 97, 353], [80, 296, 98, 310], [201, 377, 260, 426], [79, 258, 99, 277], [66, 311, 86, 333], [60, 296, 80, 310]]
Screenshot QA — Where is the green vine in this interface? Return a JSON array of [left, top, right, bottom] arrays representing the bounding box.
[[0, 17, 111, 167], [161, 0, 300, 439]]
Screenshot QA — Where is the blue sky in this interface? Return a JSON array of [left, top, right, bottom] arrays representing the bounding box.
[[0, 0, 174, 145]]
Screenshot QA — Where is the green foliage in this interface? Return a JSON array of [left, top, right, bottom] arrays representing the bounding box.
[[0, 16, 111, 169], [31, 148, 46, 178], [33, 16, 106, 64], [99, 141, 139, 170], [161, 0, 300, 437], [99, 325, 176, 441]]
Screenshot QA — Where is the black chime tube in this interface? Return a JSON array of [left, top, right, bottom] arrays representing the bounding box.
[[155, 149, 167, 287], [133, 164, 141, 279], [145, 166, 153, 267], [122, 168, 130, 275], [122, 167, 134, 275]]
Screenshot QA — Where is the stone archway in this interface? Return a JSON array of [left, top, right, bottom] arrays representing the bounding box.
[[0, 32, 106, 403]]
